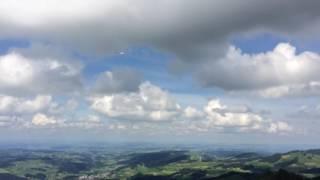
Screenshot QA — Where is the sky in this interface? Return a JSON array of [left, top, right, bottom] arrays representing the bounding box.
[[0, 0, 320, 145]]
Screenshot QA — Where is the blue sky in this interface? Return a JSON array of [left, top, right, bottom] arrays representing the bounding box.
[[0, 0, 320, 145]]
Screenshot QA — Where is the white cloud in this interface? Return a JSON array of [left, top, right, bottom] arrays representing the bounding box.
[[267, 122, 292, 133], [172, 99, 294, 134], [183, 106, 204, 119], [90, 81, 292, 134], [0, 44, 82, 96], [0, 95, 52, 114], [0, 53, 34, 87], [0, 93, 85, 129], [205, 100, 263, 127], [90, 82, 181, 122], [0, 94, 73, 128], [199, 43, 320, 97], [200, 99, 264, 130], [257, 82, 320, 98], [32, 113, 57, 126]]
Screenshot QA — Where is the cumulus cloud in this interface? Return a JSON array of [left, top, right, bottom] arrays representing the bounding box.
[[0, 97, 64, 129], [90, 81, 291, 134], [183, 106, 204, 119], [90, 82, 181, 122], [172, 99, 293, 134], [0, 53, 34, 88], [198, 43, 320, 97], [184, 99, 275, 133], [0, 44, 82, 96], [32, 113, 57, 126], [92, 69, 142, 94], [0, 95, 52, 114], [204, 100, 262, 128], [267, 122, 292, 133], [0, 93, 85, 129]]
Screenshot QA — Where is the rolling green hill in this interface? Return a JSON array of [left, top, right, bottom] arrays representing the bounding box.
[[0, 148, 320, 179]]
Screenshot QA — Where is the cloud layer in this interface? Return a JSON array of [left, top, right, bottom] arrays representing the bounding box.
[[0, 0, 320, 61]]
